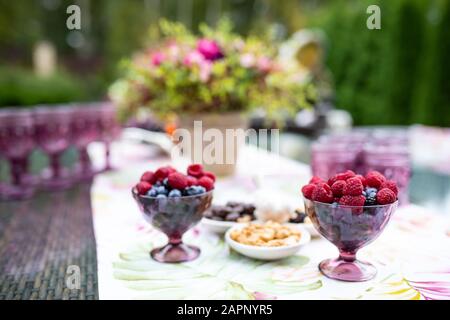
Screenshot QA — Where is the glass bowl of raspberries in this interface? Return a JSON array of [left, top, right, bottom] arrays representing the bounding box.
[[132, 164, 215, 263], [301, 170, 398, 282]]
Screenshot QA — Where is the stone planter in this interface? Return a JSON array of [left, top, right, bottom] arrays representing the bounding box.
[[176, 112, 247, 177]]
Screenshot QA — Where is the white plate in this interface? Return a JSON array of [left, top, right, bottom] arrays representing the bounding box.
[[201, 218, 245, 234], [225, 224, 311, 260]]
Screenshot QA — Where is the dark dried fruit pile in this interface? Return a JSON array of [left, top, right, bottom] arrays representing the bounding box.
[[204, 201, 256, 222]]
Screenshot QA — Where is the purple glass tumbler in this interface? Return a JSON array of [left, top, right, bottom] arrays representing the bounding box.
[[363, 143, 411, 205], [311, 142, 363, 180], [71, 104, 101, 182], [33, 106, 73, 190], [0, 109, 35, 200], [97, 103, 121, 172]]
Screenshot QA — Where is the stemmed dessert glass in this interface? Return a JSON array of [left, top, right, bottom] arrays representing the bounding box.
[[33, 106, 73, 189], [0, 109, 35, 200], [132, 188, 213, 263], [304, 199, 398, 281], [71, 104, 101, 182]]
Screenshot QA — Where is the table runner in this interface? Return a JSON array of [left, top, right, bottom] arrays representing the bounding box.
[[92, 142, 450, 300]]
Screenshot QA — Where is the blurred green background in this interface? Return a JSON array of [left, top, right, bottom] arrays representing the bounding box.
[[1, 0, 449, 126]]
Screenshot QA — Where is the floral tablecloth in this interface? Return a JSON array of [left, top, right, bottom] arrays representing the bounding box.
[[91, 141, 450, 300]]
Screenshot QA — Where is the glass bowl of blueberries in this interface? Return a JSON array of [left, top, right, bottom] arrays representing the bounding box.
[[132, 164, 214, 263]]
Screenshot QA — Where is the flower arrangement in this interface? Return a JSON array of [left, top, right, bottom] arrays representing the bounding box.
[[109, 19, 315, 122]]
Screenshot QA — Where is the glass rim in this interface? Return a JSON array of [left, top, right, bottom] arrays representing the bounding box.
[[132, 187, 214, 199], [305, 198, 398, 209]]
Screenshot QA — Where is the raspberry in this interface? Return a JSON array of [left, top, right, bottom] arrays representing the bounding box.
[[331, 180, 347, 197], [187, 164, 204, 178], [328, 170, 355, 186], [311, 183, 333, 203], [380, 180, 398, 196], [136, 181, 152, 195], [166, 166, 177, 174], [327, 175, 338, 187], [337, 170, 356, 181], [355, 174, 367, 187], [167, 172, 188, 190], [309, 176, 324, 185], [198, 176, 214, 191], [343, 177, 364, 196], [365, 171, 386, 188], [376, 188, 396, 205], [339, 195, 365, 207], [186, 176, 198, 186], [202, 171, 216, 182], [140, 171, 155, 183], [301, 184, 316, 199], [154, 167, 171, 182]]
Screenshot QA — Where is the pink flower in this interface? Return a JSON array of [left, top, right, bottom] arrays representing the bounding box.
[[197, 38, 223, 61], [257, 56, 272, 73], [167, 43, 180, 61], [240, 53, 255, 68], [199, 60, 212, 82], [150, 52, 165, 66], [183, 50, 204, 66]]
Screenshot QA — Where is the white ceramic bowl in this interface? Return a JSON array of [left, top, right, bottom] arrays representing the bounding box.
[[201, 218, 245, 234], [225, 224, 311, 260], [287, 219, 321, 238]]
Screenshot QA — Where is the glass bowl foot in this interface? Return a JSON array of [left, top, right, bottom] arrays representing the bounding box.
[[151, 243, 200, 263], [319, 257, 377, 282]]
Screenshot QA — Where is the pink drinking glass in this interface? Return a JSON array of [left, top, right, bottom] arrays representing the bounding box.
[[71, 104, 101, 182], [0, 109, 35, 200], [96, 103, 121, 172], [33, 106, 73, 189], [363, 143, 411, 205], [304, 199, 398, 281], [132, 188, 213, 263], [311, 142, 363, 179]]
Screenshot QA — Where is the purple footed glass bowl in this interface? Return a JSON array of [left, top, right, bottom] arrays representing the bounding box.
[[132, 188, 213, 263], [304, 199, 398, 282]]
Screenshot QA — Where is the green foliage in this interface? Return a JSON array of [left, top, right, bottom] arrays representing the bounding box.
[[0, 67, 86, 107], [110, 19, 314, 122], [308, 0, 450, 126]]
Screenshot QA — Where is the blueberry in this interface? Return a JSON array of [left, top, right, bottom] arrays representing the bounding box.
[[184, 186, 205, 196], [156, 194, 167, 199], [195, 186, 206, 194], [365, 187, 377, 194], [147, 188, 158, 197], [365, 196, 377, 206], [168, 189, 182, 197], [362, 191, 367, 197], [184, 186, 197, 196], [162, 178, 169, 186]]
